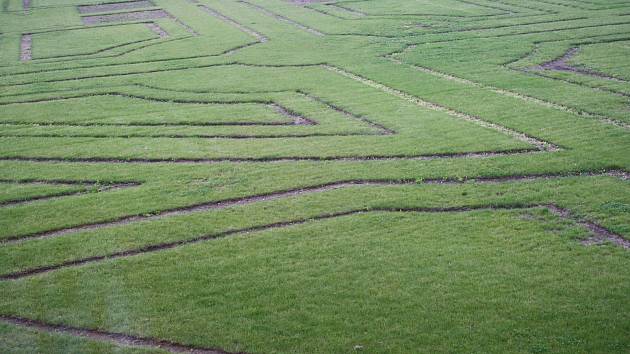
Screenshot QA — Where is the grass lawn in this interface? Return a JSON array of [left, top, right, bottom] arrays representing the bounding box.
[[0, 0, 629, 353]]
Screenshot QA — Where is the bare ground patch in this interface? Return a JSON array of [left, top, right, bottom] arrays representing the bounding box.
[[2, 171, 626, 247], [536, 47, 630, 83], [0, 316, 237, 354], [20, 34, 32, 62]]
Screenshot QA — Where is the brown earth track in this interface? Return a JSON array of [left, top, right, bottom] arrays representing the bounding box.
[[145, 22, 168, 38], [0, 182, 140, 208], [0, 148, 545, 165], [2, 171, 627, 246], [238, 0, 325, 36], [81, 9, 171, 25], [536, 47, 630, 82], [385, 55, 630, 129], [324, 65, 560, 151], [198, 4, 268, 42], [19, 34, 32, 62], [77, 0, 155, 14], [0, 315, 240, 354], [2, 199, 628, 281]]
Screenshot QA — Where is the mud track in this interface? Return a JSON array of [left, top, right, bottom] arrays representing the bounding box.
[[82, 9, 171, 25], [77, 0, 155, 14], [3, 171, 627, 246], [0, 315, 240, 354], [20, 34, 32, 62], [198, 4, 268, 42], [537, 47, 630, 82], [0, 181, 139, 208], [2, 200, 628, 282]]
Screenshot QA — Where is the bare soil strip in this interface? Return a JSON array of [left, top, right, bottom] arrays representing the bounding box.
[[172, 18, 199, 36], [145, 22, 168, 38], [290, 0, 329, 4], [0, 316, 237, 354], [547, 205, 630, 248], [387, 55, 630, 129], [0, 148, 544, 165], [302, 92, 395, 134], [269, 103, 316, 125], [239, 0, 325, 36], [3, 171, 626, 245], [20, 34, 32, 62], [198, 4, 268, 42], [327, 3, 367, 17], [0, 182, 139, 208], [537, 47, 630, 82], [82, 9, 170, 25], [77, 0, 155, 14], [0, 120, 305, 127], [2, 199, 628, 281], [324, 65, 560, 151]]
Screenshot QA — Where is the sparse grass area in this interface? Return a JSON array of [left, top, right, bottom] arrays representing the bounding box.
[[0, 0, 629, 353]]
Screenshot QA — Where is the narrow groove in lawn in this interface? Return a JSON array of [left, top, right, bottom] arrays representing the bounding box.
[[0, 316, 240, 354], [146, 22, 168, 38], [238, 0, 325, 36], [197, 4, 268, 43], [20, 34, 32, 62], [535, 47, 630, 83], [0, 148, 546, 165], [0, 182, 140, 208], [323, 64, 560, 151], [2, 199, 628, 281], [2, 170, 626, 245], [386, 56, 630, 129]]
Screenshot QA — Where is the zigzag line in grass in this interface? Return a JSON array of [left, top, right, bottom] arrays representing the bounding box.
[[0, 89, 395, 136], [0, 132, 388, 139], [0, 181, 140, 207], [529, 0, 592, 10], [531, 0, 630, 11], [3, 170, 626, 246], [298, 90, 396, 135], [0, 91, 290, 106], [302, 14, 581, 38], [425, 16, 588, 35], [30, 36, 194, 65], [29, 37, 159, 61], [0, 316, 236, 354], [385, 56, 630, 129], [373, 20, 630, 44], [197, 4, 268, 42], [518, 67, 630, 98], [487, 0, 556, 14], [238, 0, 324, 36], [0, 40, 258, 78], [323, 64, 559, 151], [2, 199, 628, 280], [456, 0, 518, 15], [502, 33, 630, 66], [303, 4, 364, 20], [534, 47, 630, 83], [0, 148, 544, 168], [0, 63, 321, 87]]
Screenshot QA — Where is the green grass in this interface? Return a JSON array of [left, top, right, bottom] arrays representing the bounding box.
[[0, 0, 629, 352]]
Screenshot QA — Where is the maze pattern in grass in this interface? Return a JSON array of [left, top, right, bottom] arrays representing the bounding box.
[[0, 0, 629, 353]]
